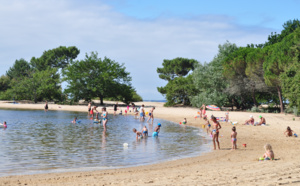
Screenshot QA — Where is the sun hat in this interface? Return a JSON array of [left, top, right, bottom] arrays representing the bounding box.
[[250, 115, 253, 118]]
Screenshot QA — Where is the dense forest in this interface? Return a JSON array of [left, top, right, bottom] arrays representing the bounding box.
[[157, 19, 300, 115], [0, 47, 142, 104]]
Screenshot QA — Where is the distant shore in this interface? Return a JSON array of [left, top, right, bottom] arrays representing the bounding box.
[[0, 101, 300, 185]]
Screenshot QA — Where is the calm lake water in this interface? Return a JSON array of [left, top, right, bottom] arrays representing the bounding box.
[[0, 109, 210, 177]]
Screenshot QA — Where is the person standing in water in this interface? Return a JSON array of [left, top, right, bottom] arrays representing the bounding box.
[[147, 107, 155, 123], [102, 107, 108, 129], [139, 104, 145, 121], [211, 115, 221, 150], [113, 102, 118, 116], [88, 102, 91, 115], [44, 101, 48, 112]]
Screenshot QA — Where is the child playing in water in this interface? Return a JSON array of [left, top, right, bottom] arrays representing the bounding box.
[[225, 111, 229, 122], [133, 128, 143, 139], [284, 126, 294, 137], [142, 126, 148, 137], [203, 116, 211, 134], [1, 121, 7, 128], [119, 109, 122, 115], [182, 118, 187, 125], [72, 117, 77, 123], [231, 126, 237, 150], [262, 144, 274, 160], [152, 123, 161, 137], [101, 107, 108, 129], [147, 107, 155, 123]]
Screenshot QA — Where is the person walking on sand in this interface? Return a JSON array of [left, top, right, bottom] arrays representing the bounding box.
[[44, 101, 48, 112], [113, 102, 118, 116], [211, 115, 221, 150]]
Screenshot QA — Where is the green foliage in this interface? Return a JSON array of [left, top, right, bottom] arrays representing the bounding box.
[[157, 57, 198, 106], [157, 57, 197, 81], [0, 75, 11, 92], [31, 46, 80, 71], [6, 68, 62, 103], [191, 41, 238, 108], [6, 59, 31, 79], [63, 52, 134, 104], [251, 106, 261, 113]]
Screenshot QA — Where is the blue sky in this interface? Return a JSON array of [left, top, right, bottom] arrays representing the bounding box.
[[0, 0, 299, 100]]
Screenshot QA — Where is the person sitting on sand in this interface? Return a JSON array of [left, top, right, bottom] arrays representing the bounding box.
[[244, 115, 254, 125], [203, 116, 211, 134], [133, 128, 143, 139], [182, 118, 187, 125], [231, 126, 237, 150], [263, 144, 274, 160], [257, 115, 266, 125], [284, 126, 294, 137]]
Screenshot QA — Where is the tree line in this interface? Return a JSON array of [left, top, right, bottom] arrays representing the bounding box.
[[0, 47, 142, 104], [157, 19, 300, 113]]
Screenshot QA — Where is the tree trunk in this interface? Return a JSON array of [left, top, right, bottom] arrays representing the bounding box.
[[100, 96, 104, 105], [252, 89, 258, 107], [277, 86, 284, 113]]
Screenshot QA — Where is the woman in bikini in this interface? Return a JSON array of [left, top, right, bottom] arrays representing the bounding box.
[[211, 115, 222, 150]]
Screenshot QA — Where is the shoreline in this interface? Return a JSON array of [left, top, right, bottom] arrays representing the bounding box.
[[0, 101, 300, 185]]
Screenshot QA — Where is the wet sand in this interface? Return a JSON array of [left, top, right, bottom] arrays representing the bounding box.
[[0, 101, 300, 185]]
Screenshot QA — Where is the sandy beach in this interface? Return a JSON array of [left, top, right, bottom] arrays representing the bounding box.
[[0, 101, 300, 186]]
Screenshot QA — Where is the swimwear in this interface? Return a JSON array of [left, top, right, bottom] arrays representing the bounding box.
[[90, 110, 94, 115], [143, 131, 148, 134], [88, 108, 91, 112], [208, 124, 211, 128], [264, 157, 270, 160], [152, 132, 158, 137], [232, 138, 237, 142], [212, 129, 217, 134], [183, 122, 186, 125], [114, 105, 117, 111], [45, 105, 48, 109], [149, 113, 152, 116], [140, 113, 144, 117]]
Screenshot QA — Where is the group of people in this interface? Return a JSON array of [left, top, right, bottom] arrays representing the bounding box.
[[244, 115, 266, 126], [87, 102, 160, 138]]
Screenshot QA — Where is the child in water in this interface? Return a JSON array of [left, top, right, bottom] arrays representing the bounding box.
[[133, 128, 143, 139], [101, 107, 108, 129], [119, 109, 122, 115], [142, 126, 148, 137], [152, 123, 161, 137], [1, 121, 7, 128], [203, 116, 211, 134], [147, 107, 155, 123], [72, 117, 77, 123], [231, 126, 237, 150], [182, 118, 187, 125], [284, 126, 294, 137], [262, 144, 274, 160]]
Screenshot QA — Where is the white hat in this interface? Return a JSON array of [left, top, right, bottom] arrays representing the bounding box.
[[250, 115, 253, 118]]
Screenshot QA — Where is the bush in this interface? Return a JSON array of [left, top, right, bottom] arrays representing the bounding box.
[[251, 106, 261, 112], [293, 106, 299, 116]]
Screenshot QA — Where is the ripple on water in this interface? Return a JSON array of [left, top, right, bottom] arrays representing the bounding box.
[[0, 109, 210, 177]]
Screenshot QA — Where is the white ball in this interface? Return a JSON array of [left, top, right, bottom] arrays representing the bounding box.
[[123, 143, 128, 147]]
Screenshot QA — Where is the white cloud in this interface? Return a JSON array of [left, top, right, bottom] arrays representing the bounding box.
[[0, 0, 273, 99]]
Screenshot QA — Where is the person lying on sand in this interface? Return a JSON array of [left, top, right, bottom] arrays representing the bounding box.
[[244, 115, 254, 125]]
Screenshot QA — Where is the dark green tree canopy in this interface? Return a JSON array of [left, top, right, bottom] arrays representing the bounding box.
[[31, 46, 80, 71], [63, 52, 134, 104], [157, 57, 197, 81], [6, 58, 31, 79]]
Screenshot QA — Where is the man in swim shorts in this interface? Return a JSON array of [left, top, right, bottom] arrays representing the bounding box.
[[152, 123, 161, 137], [257, 115, 266, 125]]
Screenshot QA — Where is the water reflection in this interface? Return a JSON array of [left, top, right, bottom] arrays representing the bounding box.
[[0, 109, 209, 177]]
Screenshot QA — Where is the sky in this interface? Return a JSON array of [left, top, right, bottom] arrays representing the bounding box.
[[0, 0, 299, 100]]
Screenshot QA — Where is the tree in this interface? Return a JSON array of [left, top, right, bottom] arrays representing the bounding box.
[[157, 57, 197, 106], [6, 59, 31, 79], [191, 41, 238, 108], [31, 46, 80, 71], [63, 52, 133, 104], [157, 57, 197, 81], [7, 68, 62, 103]]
